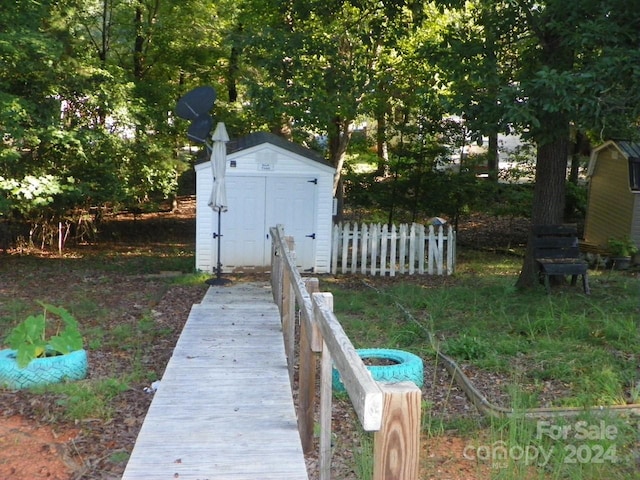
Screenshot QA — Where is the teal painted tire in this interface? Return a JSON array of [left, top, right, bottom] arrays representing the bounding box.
[[332, 348, 424, 392], [0, 349, 88, 390]]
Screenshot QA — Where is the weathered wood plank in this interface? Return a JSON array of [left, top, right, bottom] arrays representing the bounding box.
[[312, 292, 383, 431], [121, 283, 308, 480], [373, 382, 422, 480]]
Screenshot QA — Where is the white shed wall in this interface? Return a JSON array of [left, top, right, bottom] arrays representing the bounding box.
[[195, 142, 334, 273]]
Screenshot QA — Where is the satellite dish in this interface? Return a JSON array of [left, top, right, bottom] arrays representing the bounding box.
[[187, 114, 213, 143], [175, 86, 216, 120], [176, 86, 216, 144]]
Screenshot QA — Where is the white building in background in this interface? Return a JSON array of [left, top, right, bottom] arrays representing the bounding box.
[[195, 132, 335, 274]]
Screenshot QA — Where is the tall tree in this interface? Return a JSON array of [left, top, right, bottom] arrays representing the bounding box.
[[510, 0, 640, 288], [436, 0, 640, 288], [237, 0, 425, 197], [1, 0, 234, 233]]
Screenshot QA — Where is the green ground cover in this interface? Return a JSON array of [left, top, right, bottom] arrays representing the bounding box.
[[323, 250, 639, 479]]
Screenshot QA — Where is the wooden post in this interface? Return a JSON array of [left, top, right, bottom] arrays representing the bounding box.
[[281, 237, 296, 383], [373, 382, 421, 480], [361, 224, 369, 274], [319, 339, 332, 480], [436, 225, 444, 275], [417, 224, 425, 275], [399, 224, 407, 274], [315, 292, 335, 480], [298, 278, 320, 453], [447, 225, 455, 275]]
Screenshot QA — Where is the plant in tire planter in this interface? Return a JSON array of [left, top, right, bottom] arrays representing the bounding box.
[[332, 348, 424, 392], [608, 236, 639, 270], [0, 301, 88, 389]]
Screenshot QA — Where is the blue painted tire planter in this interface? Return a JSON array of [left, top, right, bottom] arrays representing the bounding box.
[[0, 349, 88, 390], [332, 348, 424, 393]]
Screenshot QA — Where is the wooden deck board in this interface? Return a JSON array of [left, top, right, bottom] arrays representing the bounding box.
[[121, 282, 308, 480]]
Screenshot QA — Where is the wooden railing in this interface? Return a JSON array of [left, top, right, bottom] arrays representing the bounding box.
[[270, 225, 421, 480], [332, 222, 456, 276]]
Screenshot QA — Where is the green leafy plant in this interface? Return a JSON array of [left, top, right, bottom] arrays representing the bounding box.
[[4, 301, 83, 367], [607, 236, 639, 257]]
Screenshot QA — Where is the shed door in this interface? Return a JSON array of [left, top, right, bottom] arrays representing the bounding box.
[[219, 176, 317, 270], [220, 176, 266, 267]]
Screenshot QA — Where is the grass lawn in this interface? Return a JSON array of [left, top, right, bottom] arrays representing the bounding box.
[[322, 249, 640, 479]]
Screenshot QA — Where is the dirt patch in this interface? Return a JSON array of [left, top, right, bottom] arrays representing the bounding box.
[[0, 416, 79, 480], [422, 435, 491, 479]]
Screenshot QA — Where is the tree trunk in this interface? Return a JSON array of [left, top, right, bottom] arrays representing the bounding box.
[[328, 115, 352, 198], [487, 132, 499, 181], [515, 130, 569, 290], [227, 45, 240, 103], [133, 2, 144, 81], [100, 0, 109, 62], [376, 109, 389, 176]]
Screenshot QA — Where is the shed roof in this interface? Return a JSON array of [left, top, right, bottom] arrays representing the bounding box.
[[588, 139, 640, 177], [616, 140, 640, 160], [226, 132, 331, 167]]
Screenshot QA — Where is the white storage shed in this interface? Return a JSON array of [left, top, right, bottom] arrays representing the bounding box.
[[195, 132, 335, 273]]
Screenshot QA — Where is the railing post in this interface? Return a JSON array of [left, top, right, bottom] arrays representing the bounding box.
[[282, 236, 296, 384], [316, 292, 334, 480], [298, 278, 320, 453], [319, 339, 332, 480], [373, 382, 422, 480]]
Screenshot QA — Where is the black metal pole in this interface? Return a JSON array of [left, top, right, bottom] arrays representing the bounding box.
[[206, 209, 231, 286], [216, 209, 222, 280]]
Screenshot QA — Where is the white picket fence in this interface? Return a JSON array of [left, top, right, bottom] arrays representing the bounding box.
[[331, 222, 456, 276]]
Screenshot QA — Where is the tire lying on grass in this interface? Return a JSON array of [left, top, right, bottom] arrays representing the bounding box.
[[0, 349, 88, 390], [332, 348, 424, 393]]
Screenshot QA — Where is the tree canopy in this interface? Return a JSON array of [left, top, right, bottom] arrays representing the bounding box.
[[1, 0, 639, 268]]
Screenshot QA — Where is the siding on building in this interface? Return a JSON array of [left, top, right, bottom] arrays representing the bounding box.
[[584, 141, 640, 250], [195, 133, 335, 273]]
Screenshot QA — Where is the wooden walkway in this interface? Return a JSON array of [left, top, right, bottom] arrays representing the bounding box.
[[121, 282, 308, 480]]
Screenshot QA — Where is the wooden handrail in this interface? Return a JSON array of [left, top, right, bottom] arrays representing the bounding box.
[[270, 225, 421, 480], [313, 291, 384, 431]]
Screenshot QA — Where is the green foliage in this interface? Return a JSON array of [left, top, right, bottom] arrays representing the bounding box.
[[2, 0, 639, 250], [0, 0, 225, 244], [607, 236, 639, 257], [353, 429, 374, 480], [4, 302, 83, 368], [565, 180, 588, 218], [46, 377, 130, 421], [344, 147, 483, 224], [478, 181, 534, 219], [0, 175, 81, 219], [444, 333, 493, 361], [326, 259, 639, 409]]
